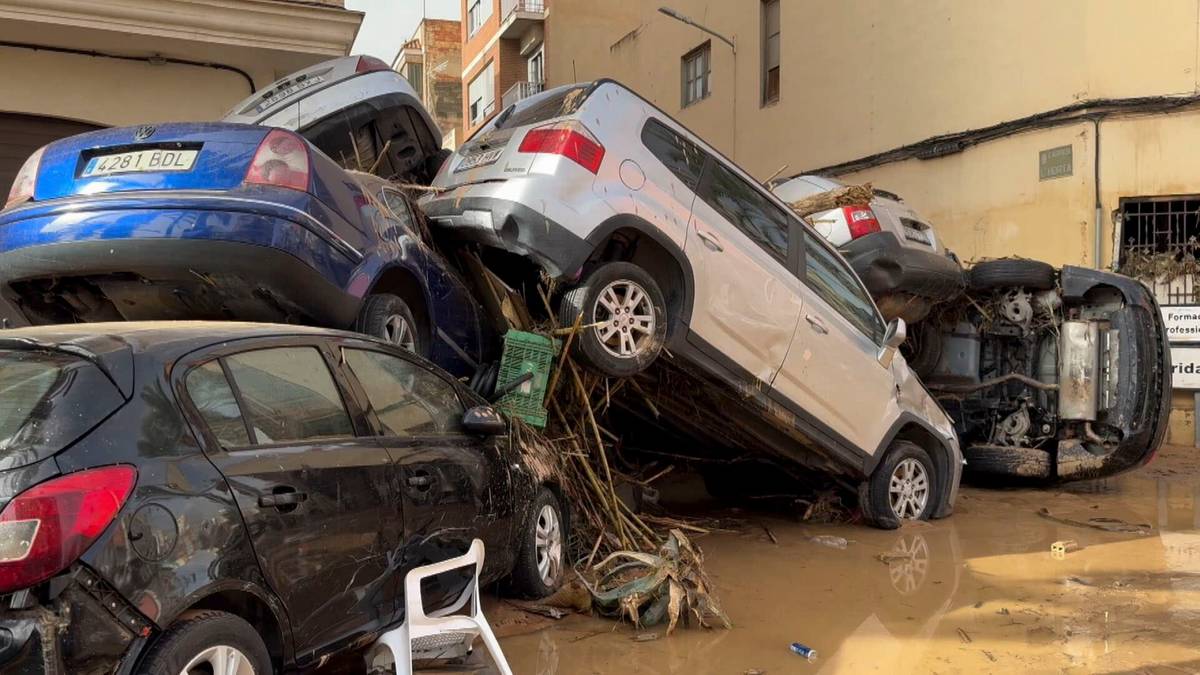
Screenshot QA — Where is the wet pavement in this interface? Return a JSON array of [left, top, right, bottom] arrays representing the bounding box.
[[496, 444, 1200, 674]]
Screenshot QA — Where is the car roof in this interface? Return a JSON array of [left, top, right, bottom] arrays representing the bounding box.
[[0, 321, 365, 358]]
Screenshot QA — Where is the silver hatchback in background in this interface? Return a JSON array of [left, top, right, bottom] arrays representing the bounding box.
[[222, 55, 448, 184], [772, 174, 964, 324], [422, 79, 962, 528]]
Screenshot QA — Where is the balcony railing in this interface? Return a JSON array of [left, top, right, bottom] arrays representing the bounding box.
[[502, 81, 545, 110], [500, 0, 546, 19]]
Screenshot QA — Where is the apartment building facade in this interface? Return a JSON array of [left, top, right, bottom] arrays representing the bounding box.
[[393, 18, 464, 149], [460, 0, 547, 138]]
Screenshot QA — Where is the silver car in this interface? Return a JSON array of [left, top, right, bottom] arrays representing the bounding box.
[[421, 80, 962, 527], [771, 174, 963, 324], [222, 55, 447, 185]]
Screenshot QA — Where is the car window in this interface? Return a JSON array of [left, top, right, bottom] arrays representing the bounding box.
[[224, 347, 354, 445], [802, 231, 886, 343], [493, 84, 591, 131], [186, 361, 251, 447], [698, 160, 792, 264], [343, 349, 464, 437], [641, 118, 706, 191]]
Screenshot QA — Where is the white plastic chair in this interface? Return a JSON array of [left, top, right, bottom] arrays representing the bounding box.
[[366, 539, 513, 675]]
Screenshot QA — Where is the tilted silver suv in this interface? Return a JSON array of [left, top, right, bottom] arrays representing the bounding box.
[[421, 80, 962, 527]]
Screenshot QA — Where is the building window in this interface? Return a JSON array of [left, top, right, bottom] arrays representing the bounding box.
[[528, 47, 545, 85], [468, 62, 496, 126], [468, 0, 492, 36], [406, 63, 424, 100], [681, 42, 711, 108], [762, 0, 780, 105], [1117, 196, 1200, 305]]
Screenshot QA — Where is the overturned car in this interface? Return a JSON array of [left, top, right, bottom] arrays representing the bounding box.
[[913, 258, 1171, 481]]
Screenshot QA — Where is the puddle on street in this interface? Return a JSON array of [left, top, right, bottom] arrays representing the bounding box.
[[498, 445, 1200, 673]]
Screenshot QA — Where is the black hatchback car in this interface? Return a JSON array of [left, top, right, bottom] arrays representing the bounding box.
[[0, 322, 566, 674]]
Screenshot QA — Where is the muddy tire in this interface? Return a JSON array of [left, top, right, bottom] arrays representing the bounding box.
[[138, 610, 272, 675], [903, 321, 943, 379], [963, 445, 1052, 479], [509, 488, 566, 599], [968, 259, 1055, 291], [558, 262, 667, 377], [860, 441, 938, 530], [355, 293, 428, 357]]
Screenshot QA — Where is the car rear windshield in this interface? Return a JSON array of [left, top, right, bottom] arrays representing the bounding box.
[[493, 84, 592, 130], [0, 350, 123, 470]]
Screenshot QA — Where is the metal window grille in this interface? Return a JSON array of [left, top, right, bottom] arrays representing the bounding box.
[[1118, 195, 1200, 305]]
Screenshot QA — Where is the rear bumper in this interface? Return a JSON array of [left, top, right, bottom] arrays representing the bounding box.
[[421, 193, 593, 279], [0, 206, 361, 327], [840, 231, 965, 301], [1057, 267, 1172, 480]]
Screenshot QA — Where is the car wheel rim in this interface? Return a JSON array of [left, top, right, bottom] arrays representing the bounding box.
[[381, 313, 416, 352], [534, 503, 562, 587], [592, 280, 656, 359], [180, 645, 256, 675], [888, 458, 929, 520]]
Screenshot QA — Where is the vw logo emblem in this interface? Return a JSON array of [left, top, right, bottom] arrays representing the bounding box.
[[133, 126, 156, 142]]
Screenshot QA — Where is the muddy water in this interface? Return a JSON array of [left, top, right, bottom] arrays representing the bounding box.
[[499, 445, 1200, 674]]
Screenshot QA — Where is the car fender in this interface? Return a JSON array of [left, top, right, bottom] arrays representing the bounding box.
[[583, 214, 696, 344], [867, 412, 960, 517]]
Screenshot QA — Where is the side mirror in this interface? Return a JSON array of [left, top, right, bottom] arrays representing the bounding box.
[[462, 405, 507, 435], [878, 318, 907, 368]]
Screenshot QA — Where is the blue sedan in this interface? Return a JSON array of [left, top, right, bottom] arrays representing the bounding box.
[[0, 122, 492, 377]]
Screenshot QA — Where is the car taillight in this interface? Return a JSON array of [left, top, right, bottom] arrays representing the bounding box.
[[356, 56, 390, 73], [518, 120, 606, 174], [245, 129, 310, 192], [5, 146, 45, 210], [0, 466, 136, 594], [842, 204, 882, 239]]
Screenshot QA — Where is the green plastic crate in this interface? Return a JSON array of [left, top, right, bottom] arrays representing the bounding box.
[[495, 330, 559, 427]]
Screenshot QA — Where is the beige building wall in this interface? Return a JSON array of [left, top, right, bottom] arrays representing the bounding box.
[[546, 0, 1200, 442]]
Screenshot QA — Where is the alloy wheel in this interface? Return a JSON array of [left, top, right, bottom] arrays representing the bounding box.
[[180, 645, 256, 675], [888, 457, 929, 520], [535, 503, 563, 586], [592, 280, 656, 359], [380, 313, 416, 352]]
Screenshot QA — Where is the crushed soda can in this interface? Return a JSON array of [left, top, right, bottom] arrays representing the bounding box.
[[790, 642, 818, 661]]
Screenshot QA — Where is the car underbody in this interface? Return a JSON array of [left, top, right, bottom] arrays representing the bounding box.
[[911, 264, 1171, 482]]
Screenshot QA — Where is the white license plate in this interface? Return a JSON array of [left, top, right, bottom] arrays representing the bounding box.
[[903, 225, 932, 245], [256, 75, 325, 112], [456, 148, 504, 172], [82, 149, 198, 177]]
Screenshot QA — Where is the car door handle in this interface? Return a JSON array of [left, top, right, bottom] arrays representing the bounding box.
[[258, 489, 308, 509], [805, 314, 829, 335], [696, 229, 724, 252]]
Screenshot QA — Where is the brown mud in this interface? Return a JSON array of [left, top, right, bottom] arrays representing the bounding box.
[[496, 444, 1200, 674]]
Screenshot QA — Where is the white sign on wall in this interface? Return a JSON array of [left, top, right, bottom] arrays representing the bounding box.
[[1162, 306, 1200, 343], [1171, 346, 1200, 390]]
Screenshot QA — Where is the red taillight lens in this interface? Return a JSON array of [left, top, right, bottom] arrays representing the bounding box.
[[5, 146, 45, 210], [842, 204, 882, 239], [356, 56, 390, 73], [0, 466, 136, 594], [518, 121, 606, 174], [245, 129, 310, 192]]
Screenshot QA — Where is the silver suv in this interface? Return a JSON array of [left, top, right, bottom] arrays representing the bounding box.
[[421, 80, 961, 527]]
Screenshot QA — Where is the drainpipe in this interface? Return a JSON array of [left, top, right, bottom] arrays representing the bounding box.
[[1092, 117, 1103, 269]]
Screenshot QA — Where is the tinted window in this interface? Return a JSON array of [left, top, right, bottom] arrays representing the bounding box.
[[344, 349, 464, 437], [0, 350, 122, 467], [186, 362, 250, 447], [225, 347, 354, 444], [494, 84, 591, 130], [699, 161, 792, 263], [641, 118, 706, 191], [803, 232, 886, 342]]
